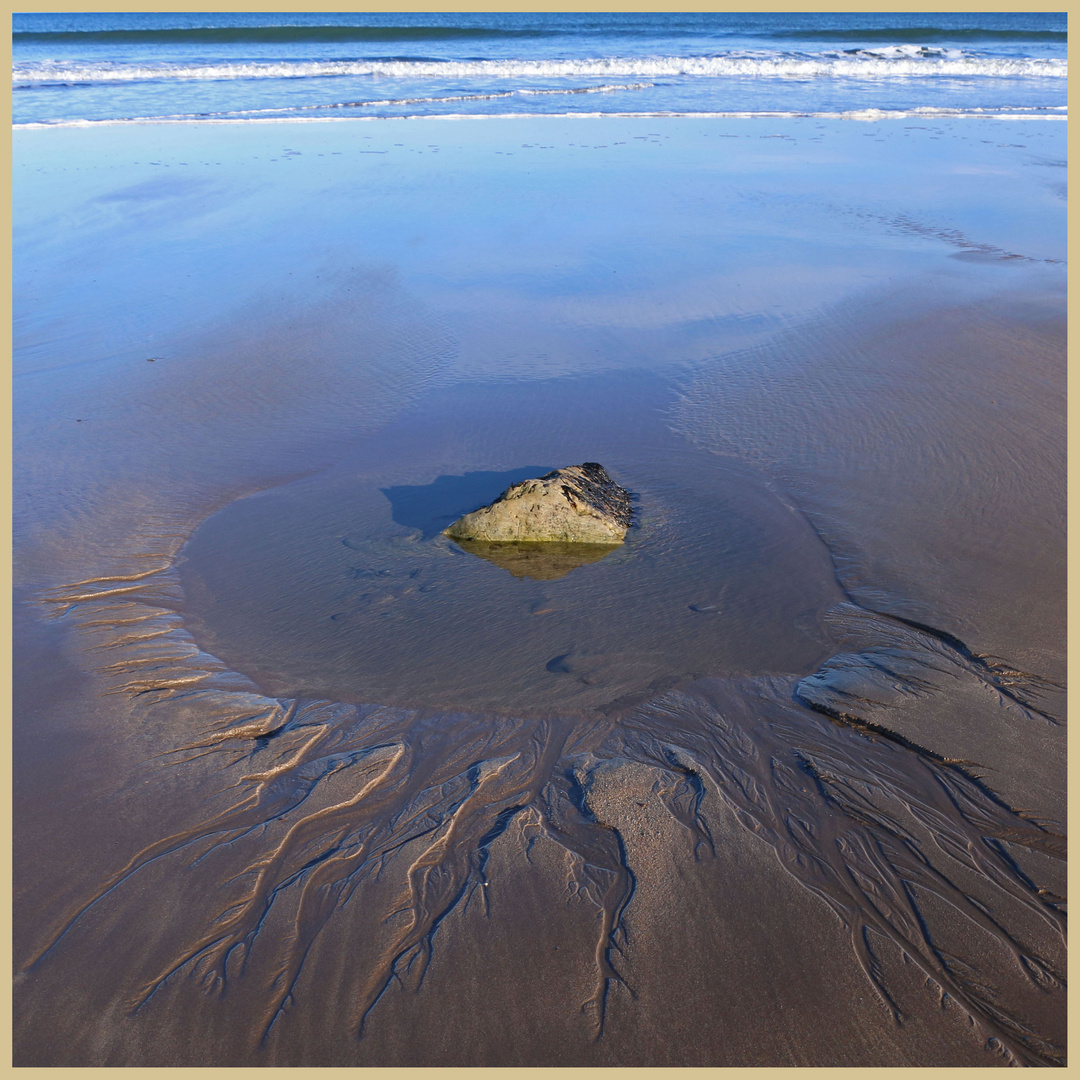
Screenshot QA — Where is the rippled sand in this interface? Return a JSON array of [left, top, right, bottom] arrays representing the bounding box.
[[14, 116, 1065, 1066]]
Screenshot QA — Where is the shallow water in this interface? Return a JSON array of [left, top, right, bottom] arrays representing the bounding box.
[[179, 370, 845, 713], [14, 116, 1066, 1067]]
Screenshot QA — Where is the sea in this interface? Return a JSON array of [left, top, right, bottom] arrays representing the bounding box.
[[12, 11, 1067, 128]]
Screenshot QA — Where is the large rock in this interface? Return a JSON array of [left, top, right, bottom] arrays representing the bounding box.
[[443, 462, 632, 544]]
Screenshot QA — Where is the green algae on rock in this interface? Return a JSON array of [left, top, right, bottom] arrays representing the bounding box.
[[443, 462, 632, 544]]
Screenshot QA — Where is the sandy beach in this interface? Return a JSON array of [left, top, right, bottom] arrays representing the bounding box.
[[13, 111, 1065, 1066]]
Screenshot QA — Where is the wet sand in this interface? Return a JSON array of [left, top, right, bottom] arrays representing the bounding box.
[[13, 116, 1065, 1066]]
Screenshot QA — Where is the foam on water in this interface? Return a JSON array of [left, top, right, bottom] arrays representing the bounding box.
[[14, 52, 1067, 87], [14, 106, 1069, 129]]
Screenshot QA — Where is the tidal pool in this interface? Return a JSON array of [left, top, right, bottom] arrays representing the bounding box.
[[178, 369, 846, 714]]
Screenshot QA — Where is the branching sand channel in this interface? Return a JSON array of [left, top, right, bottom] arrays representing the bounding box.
[[23, 552, 1066, 1065]]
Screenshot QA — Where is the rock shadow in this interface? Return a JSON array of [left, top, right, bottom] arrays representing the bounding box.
[[381, 467, 554, 540]]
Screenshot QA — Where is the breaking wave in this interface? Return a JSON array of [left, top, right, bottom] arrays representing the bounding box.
[[13, 52, 1068, 88]]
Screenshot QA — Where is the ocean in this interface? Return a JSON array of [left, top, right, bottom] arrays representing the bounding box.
[[13, 11, 1067, 127]]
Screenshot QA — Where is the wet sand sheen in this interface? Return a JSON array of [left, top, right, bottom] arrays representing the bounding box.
[[14, 116, 1065, 1066], [21, 297, 1065, 1068]]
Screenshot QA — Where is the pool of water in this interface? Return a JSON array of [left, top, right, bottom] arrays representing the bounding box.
[[178, 369, 846, 713]]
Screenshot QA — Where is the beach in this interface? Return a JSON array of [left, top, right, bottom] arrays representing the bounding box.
[[13, 14, 1066, 1067]]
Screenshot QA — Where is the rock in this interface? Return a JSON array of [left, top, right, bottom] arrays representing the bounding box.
[[443, 462, 632, 544]]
